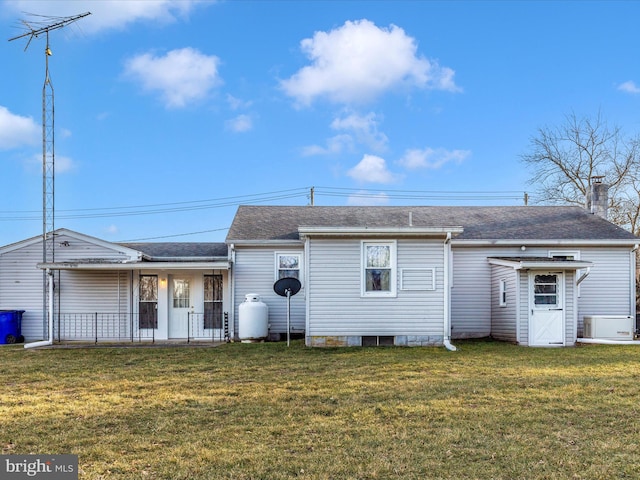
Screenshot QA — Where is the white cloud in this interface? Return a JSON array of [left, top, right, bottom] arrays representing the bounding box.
[[347, 154, 401, 184], [347, 191, 390, 206], [302, 112, 387, 157], [0, 106, 39, 150], [226, 114, 253, 133], [281, 19, 460, 106], [226, 94, 252, 111], [398, 147, 470, 170], [124, 48, 222, 108], [331, 112, 388, 151], [3, 0, 210, 34], [618, 81, 640, 94]]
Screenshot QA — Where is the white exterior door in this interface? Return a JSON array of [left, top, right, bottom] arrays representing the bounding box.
[[529, 272, 564, 346], [169, 277, 192, 338]]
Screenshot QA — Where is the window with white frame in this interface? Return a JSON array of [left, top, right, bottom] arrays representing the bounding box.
[[276, 252, 301, 280], [362, 241, 397, 297], [499, 279, 507, 307]]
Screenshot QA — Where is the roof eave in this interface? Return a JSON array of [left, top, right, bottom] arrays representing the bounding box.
[[453, 239, 639, 247], [38, 260, 231, 270], [488, 258, 593, 270], [298, 226, 465, 238]]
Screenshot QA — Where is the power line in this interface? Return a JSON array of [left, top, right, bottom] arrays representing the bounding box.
[[117, 228, 229, 242], [0, 186, 529, 223]]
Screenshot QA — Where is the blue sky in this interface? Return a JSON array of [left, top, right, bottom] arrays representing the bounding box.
[[1, 0, 639, 246]]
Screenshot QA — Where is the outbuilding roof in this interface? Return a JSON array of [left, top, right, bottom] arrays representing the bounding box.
[[226, 205, 639, 243]]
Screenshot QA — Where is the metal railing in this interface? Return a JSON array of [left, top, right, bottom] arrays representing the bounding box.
[[54, 312, 230, 344]]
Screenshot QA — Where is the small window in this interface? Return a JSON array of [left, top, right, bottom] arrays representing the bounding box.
[[276, 253, 301, 280], [499, 279, 507, 307], [362, 241, 396, 297]]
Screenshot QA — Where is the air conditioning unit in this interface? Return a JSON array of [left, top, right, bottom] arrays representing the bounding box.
[[583, 315, 634, 340]]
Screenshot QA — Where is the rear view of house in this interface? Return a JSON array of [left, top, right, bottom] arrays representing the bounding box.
[[226, 205, 638, 347]]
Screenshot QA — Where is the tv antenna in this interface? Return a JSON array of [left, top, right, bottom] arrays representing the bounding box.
[[9, 11, 90, 332]]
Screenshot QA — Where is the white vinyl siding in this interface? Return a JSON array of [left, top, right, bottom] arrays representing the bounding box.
[[56, 270, 131, 341], [308, 238, 444, 337], [577, 247, 634, 333], [451, 245, 578, 339], [0, 240, 47, 340], [233, 247, 306, 335], [0, 232, 134, 341], [490, 265, 518, 342]]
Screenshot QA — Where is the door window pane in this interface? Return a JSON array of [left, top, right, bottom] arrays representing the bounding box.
[[534, 274, 558, 306], [173, 279, 190, 308]]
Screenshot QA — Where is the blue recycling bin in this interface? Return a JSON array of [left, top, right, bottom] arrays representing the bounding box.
[[0, 310, 25, 344]]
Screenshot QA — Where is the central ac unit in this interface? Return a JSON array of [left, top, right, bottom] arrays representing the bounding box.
[[583, 315, 634, 340]]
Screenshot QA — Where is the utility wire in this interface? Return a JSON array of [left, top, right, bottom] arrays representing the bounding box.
[[0, 186, 529, 222]]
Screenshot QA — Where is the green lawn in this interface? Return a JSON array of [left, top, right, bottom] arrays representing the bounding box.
[[1, 340, 639, 479]]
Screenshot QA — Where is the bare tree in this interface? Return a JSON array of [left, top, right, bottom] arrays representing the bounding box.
[[521, 111, 640, 235]]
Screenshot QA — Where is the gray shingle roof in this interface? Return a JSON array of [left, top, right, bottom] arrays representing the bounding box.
[[225, 205, 639, 242], [118, 242, 228, 260]]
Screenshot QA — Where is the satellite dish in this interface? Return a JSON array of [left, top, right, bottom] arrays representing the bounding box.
[[274, 277, 301, 297], [273, 277, 302, 346]]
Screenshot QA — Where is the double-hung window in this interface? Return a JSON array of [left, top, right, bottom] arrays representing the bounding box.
[[362, 241, 397, 297], [276, 253, 301, 280]]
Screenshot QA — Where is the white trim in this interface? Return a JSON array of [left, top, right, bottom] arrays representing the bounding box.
[[455, 239, 638, 247], [38, 261, 230, 270], [299, 226, 463, 238], [274, 251, 303, 283], [361, 240, 397, 298], [487, 258, 592, 270]]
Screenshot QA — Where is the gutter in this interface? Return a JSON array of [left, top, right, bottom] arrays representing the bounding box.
[[24, 268, 54, 349]]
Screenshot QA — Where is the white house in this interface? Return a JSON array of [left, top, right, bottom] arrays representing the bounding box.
[[1, 202, 638, 347], [226, 204, 638, 347]]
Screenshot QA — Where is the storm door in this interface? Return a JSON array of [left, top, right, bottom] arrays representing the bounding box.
[[529, 272, 564, 346], [169, 277, 192, 338], [204, 274, 223, 331]]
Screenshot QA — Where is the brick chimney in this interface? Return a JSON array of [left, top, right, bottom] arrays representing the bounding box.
[[586, 176, 609, 219]]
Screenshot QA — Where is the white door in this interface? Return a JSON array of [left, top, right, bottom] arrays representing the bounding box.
[[530, 272, 564, 346], [169, 277, 192, 338]]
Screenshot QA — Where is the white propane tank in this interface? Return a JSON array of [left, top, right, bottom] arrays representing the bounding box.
[[238, 293, 269, 342]]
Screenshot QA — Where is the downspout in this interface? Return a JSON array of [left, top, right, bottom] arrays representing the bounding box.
[[229, 244, 236, 341], [632, 244, 638, 327], [304, 236, 310, 346], [443, 232, 457, 351], [25, 268, 54, 349]]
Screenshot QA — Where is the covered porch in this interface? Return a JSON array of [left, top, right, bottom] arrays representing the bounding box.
[[39, 242, 232, 344]]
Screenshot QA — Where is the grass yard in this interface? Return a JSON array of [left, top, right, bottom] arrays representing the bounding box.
[[1, 340, 640, 479]]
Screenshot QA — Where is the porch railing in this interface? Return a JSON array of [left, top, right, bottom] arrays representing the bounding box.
[[54, 312, 230, 344]]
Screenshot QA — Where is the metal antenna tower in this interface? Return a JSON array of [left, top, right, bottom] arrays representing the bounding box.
[[9, 12, 90, 334]]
